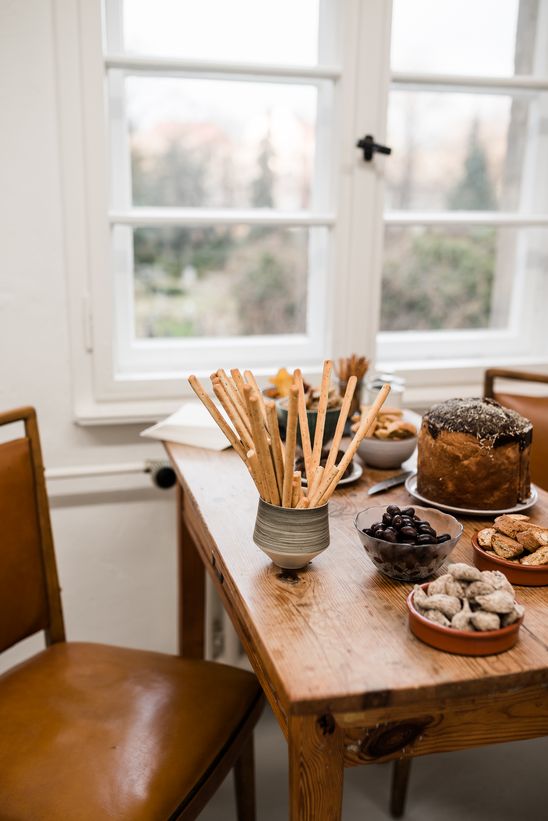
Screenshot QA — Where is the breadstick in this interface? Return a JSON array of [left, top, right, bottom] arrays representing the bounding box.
[[324, 375, 357, 475], [318, 384, 391, 504], [294, 368, 313, 484], [188, 375, 246, 459], [311, 359, 333, 475], [291, 471, 302, 508], [230, 368, 248, 406], [244, 369, 268, 424], [216, 369, 252, 437], [282, 385, 299, 507], [308, 465, 324, 500], [212, 378, 254, 452], [249, 393, 280, 506], [308, 465, 338, 507], [266, 399, 285, 499], [247, 448, 267, 500]]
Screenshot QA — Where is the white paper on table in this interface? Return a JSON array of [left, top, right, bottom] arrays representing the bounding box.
[[140, 402, 231, 451]]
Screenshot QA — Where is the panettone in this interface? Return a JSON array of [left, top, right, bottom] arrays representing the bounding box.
[[417, 398, 532, 510]]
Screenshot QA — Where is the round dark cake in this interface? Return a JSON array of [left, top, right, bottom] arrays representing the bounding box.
[[417, 398, 532, 510]]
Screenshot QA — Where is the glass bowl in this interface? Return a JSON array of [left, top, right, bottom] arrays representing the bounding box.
[[354, 504, 463, 582]]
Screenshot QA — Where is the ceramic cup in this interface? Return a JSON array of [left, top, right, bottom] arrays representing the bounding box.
[[253, 498, 330, 570]]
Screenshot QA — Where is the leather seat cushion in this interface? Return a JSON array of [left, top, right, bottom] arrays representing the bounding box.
[[0, 642, 261, 820]]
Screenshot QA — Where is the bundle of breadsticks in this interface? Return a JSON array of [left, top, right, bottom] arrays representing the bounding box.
[[334, 354, 369, 384], [188, 361, 390, 509]]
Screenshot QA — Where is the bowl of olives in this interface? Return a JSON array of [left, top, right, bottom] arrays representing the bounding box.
[[354, 504, 463, 582]]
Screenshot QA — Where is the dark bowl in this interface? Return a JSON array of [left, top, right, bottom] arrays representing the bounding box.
[[354, 505, 462, 582], [276, 398, 341, 446]]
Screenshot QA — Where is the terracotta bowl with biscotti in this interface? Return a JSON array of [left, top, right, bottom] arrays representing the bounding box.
[[472, 514, 548, 585], [407, 582, 524, 655]]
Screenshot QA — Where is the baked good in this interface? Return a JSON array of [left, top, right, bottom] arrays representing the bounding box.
[[417, 398, 532, 510]]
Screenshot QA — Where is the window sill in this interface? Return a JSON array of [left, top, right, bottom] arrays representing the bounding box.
[[75, 356, 548, 425]]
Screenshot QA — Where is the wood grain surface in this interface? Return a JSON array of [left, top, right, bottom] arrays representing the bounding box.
[[167, 443, 548, 717]]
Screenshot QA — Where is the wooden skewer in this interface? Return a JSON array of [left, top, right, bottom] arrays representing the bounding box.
[[317, 384, 391, 505], [212, 378, 254, 452], [323, 375, 358, 476], [294, 368, 313, 485], [244, 369, 268, 425], [216, 369, 252, 437], [282, 385, 299, 507], [266, 399, 285, 500], [188, 375, 246, 460], [249, 393, 280, 506], [311, 360, 333, 477]]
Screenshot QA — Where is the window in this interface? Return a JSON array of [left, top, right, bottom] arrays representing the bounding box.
[[378, 0, 548, 372], [102, 0, 339, 392], [58, 1, 547, 417]]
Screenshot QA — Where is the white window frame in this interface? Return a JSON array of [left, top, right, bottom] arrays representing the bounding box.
[[54, 0, 392, 420], [378, 4, 548, 370], [54, 0, 547, 423]]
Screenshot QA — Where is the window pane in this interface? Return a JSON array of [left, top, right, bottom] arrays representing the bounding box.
[[121, 0, 319, 66], [385, 90, 543, 212], [122, 225, 327, 338], [125, 77, 318, 210], [380, 225, 537, 331], [391, 0, 542, 76]]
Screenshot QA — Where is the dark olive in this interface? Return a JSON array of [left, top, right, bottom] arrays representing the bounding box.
[[363, 528, 375, 536], [382, 512, 393, 526], [401, 517, 415, 528], [371, 522, 384, 532], [386, 504, 401, 516], [437, 533, 451, 543], [418, 525, 436, 536], [381, 529, 397, 543], [400, 526, 418, 541], [392, 515, 403, 530], [416, 534, 435, 545], [401, 507, 415, 517]]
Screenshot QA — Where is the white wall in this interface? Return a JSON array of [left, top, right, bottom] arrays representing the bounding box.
[[0, 0, 178, 670]]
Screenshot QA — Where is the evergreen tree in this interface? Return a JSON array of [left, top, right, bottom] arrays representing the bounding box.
[[251, 129, 275, 208], [447, 121, 497, 210]]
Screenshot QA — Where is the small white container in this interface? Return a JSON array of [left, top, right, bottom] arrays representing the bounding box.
[[358, 409, 417, 469]]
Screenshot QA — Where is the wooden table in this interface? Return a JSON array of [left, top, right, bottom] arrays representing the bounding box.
[[166, 442, 548, 820]]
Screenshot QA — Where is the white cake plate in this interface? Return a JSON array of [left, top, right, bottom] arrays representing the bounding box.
[[404, 473, 538, 517]]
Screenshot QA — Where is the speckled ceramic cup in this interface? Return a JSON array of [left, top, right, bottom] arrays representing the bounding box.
[[253, 498, 330, 570]]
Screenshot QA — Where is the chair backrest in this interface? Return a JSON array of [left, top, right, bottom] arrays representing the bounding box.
[[484, 369, 548, 492], [0, 407, 65, 652]]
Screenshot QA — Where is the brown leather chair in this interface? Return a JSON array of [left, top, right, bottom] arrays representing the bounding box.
[[0, 406, 264, 820], [484, 368, 548, 492]]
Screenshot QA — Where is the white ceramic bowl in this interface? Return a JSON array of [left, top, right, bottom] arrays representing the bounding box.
[[357, 409, 417, 469]]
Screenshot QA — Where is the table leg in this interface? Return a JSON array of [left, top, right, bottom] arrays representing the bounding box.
[[177, 483, 205, 658], [289, 713, 344, 821]]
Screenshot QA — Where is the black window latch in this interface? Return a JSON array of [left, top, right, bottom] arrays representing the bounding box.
[[356, 134, 392, 162]]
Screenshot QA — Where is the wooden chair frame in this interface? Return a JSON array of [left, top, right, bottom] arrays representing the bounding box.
[[484, 368, 548, 398]]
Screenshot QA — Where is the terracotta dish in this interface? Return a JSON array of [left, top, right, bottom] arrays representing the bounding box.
[[407, 583, 523, 656], [471, 532, 548, 586]]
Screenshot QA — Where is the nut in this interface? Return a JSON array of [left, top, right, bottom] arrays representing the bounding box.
[[471, 611, 501, 631], [474, 590, 515, 614], [447, 563, 481, 582]]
